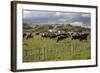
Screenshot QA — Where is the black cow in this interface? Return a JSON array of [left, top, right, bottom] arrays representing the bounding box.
[[79, 33, 89, 41], [23, 33, 27, 38], [72, 35, 80, 40], [57, 34, 68, 42], [26, 33, 33, 39], [49, 33, 57, 39], [72, 33, 89, 41], [49, 35, 57, 39], [35, 32, 39, 35]]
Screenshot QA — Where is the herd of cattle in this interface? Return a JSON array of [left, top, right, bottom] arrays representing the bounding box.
[[23, 31, 90, 42]]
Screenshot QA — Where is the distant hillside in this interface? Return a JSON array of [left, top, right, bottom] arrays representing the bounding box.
[[23, 23, 90, 33]]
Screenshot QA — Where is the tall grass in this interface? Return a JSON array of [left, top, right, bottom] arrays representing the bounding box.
[[23, 35, 91, 62]]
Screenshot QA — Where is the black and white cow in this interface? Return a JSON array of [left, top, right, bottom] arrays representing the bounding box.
[[26, 33, 33, 39]]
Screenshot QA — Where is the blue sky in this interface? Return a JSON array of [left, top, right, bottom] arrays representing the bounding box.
[[23, 10, 91, 27]]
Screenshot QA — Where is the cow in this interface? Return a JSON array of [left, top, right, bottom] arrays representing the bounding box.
[[26, 33, 33, 39], [41, 32, 49, 38], [48, 33, 57, 39], [72, 35, 80, 40], [41, 32, 57, 39], [49, 32, 68, 39], [67, 31, 74, 36], [23, 33, 27, 38], [57, 34, 68, 42], [49, 35, 57, 39], [35, 32, 39, 35], [79, 33, 89, 41], [72, 33, 89, 41]]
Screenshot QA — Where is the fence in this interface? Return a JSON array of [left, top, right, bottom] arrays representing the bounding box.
[[23, 42, 90, 62]]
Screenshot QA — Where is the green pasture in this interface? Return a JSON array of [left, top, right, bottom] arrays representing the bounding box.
[[23, 35, 91, 62]]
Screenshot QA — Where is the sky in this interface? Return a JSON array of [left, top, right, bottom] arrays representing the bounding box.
[[23, 10, 91, 27]]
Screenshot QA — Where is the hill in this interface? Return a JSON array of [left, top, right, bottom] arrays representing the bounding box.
[[23, 23, 90, 33]]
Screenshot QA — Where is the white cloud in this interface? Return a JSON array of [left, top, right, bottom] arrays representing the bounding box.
[[55, 12, 62, 16], [58, 18, 67, 22], [23, 10, 91, 25], [71, 21, 84, 26], [23, 11, 32, 18], [81, 13, 90, 17], [23, 10, 53, 19], [23, 10, 80, 19]]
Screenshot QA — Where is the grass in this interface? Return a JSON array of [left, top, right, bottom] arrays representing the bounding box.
[[23, 35, 91, 62]]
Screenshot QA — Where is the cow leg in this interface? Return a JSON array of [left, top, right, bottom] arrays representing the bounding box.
[[57, 38, 60, 42], [79, 38, 82, 41]]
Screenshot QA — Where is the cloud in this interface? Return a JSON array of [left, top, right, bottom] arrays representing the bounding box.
[[81, 13, 91, 17], [23, 10, 53, 19], [23, 10, 32, 18], [23, 10, 91, 27], [71, 21, 83, 26], [54, 12, 62, 16], [58, 18, 67, 22]]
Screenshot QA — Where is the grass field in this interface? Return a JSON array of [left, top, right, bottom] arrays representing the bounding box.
[[23, 34, 91, 62]]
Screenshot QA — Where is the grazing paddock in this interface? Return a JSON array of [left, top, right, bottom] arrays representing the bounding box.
[[23, 34, 91, 62]]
